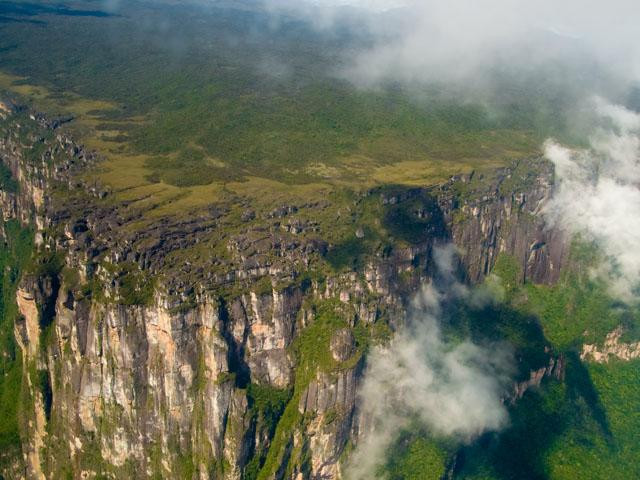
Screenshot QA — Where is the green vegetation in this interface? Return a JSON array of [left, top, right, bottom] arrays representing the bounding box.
[[0, 162, 18, 193], [0, 220, 33, 465], [549, 359, 640, 479], [244, 384, 293, 480], [323, 188, 447, 273], [383, 434, 449, 480], [247, 239, 634, 480], [382, 193, 445, 245], [450, 244, 640, 480], [252, 276, 274, 297], [0, 0, 585, 225], [492, 253, 524, 293], [520, 242, 628, 349], [257, 300, 378, 479], [0, 3, 638, 479], [371, 243, 640, 480], [455, 356, 640, 480], [145, 148, 241, 187], [247, 383, 292, 439], [117, 264, 156, 306], [325, 236, 370, 271]]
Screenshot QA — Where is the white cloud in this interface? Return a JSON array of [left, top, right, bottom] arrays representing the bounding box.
[[306, 0, 406, 12], [346, 245, 513, 479], [543, 98, 640, 300], [265, 0, 640, 88]]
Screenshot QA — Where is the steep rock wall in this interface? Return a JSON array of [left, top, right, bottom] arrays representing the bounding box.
[[0, 106, 568, 479], [434, 160, 567, 284]]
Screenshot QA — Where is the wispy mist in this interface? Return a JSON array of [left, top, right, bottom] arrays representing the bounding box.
[[244, 0, 640, 140], [343, 1, 640, 87], [346, 245, 513, 479], [95, 1, 640, 109], [543, 99, 640, 301]]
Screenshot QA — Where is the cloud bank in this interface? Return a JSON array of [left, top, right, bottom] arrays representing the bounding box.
[[346, 245, 513, 479], [344, 1, 640, 86], [543, 99, 640, 301]]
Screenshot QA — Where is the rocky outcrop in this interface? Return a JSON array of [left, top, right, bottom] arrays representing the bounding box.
[[299, 367, 360, 479], [13, 285, 48, 480], [14, 288, 40, 358], [0, 106, 568, 479], [581, 328, 640, 363], [512, 354, 566, 401]]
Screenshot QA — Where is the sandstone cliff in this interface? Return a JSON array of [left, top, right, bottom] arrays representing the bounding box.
[[0, 104, 568, 479]]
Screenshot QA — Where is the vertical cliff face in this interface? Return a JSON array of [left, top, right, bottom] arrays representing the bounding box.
[[0, 106, 567, 479], [434, 160, 567, 285]]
